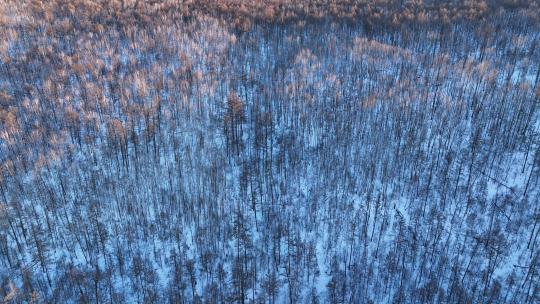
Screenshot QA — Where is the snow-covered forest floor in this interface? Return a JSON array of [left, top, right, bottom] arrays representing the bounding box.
[[1, 1, 540, 303]]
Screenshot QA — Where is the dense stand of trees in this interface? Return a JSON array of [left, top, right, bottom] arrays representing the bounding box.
[[1, 1, 540, 303]]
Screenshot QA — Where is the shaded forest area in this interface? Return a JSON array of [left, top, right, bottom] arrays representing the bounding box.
[[1, 0, 540, 303]]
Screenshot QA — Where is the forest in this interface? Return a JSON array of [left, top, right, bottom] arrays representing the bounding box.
[[0, 0, 540, 303]]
